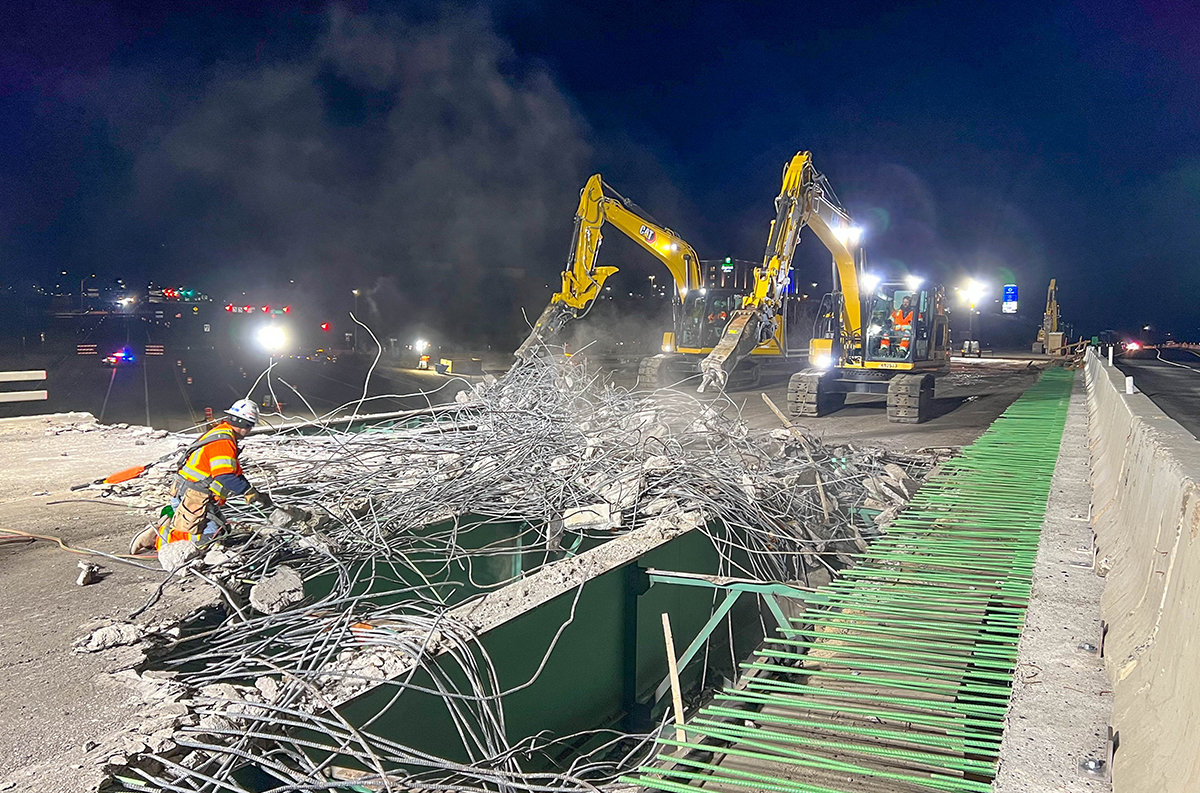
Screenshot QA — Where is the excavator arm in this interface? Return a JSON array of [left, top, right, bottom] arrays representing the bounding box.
[[698, 151, 861, 391], [516, 174, 703, 360]]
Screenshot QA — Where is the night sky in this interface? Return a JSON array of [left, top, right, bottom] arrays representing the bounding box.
[[3, 0, 1198, 342]]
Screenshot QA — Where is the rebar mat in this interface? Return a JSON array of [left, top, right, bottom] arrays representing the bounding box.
[[624, 367, 1075, 793]]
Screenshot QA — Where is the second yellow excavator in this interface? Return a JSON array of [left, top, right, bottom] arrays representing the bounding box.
[[516, 174, 814, 385], [693, 151, 952, 422]]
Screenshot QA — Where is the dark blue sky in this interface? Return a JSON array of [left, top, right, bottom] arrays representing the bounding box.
[[2, 0, 1198, 338]]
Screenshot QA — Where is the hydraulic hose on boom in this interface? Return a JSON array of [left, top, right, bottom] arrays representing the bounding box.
[[515, 175, 703, 360]]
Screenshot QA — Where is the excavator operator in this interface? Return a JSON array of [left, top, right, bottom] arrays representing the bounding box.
[[879, 295, 915, 358], [129, 399, 273, 555]]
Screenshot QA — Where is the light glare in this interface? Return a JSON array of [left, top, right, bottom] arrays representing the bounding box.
[[257, 325, 287, 352]]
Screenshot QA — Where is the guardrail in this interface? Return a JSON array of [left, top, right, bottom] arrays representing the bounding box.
[[0, 370, 48, 403]]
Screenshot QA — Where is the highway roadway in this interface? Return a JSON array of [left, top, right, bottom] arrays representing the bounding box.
[[1116, 348, 1200, 440], [0, 315, 470, 430]]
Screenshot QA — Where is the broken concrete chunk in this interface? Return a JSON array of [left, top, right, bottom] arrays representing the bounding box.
[[873, 506, 900, 527], [642, 455, 673, 473], [597, 471, 643, 510], [77, 561, 101, 586], [255, 676, 280, 703], [249, 565, 305, 614], [159, 540, 200, 572], [75, 622, 146, 653], [269, 506, 311, 528], [202, 547, 239, 567]]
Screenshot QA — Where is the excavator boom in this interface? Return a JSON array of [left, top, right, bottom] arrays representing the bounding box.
[[516, 174, 702, 360], [698, 152, 859, 391]]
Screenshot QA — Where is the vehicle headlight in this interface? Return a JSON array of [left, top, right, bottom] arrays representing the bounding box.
[[813, 354, 832, 369]]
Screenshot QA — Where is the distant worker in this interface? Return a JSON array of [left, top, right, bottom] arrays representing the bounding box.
[[129, 399, 272, 555], [879, 295, 915, 357]]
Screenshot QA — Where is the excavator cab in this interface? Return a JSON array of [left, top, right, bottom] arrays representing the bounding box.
[[677, 288, 746, 350], [862, 283, 942, 363], [791, 280, 949, 424]]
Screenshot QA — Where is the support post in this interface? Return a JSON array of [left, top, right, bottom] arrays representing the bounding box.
[[620, 564, 651, 731], [661, 613, 686, 745], [1125, 376, 1134, 395], [1108, 345, 1114, 366]]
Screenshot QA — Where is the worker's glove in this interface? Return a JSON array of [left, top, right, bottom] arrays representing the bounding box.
[[245, 490, 273, 509]]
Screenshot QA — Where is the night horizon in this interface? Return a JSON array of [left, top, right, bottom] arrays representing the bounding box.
[[3, 1, 1199, 341]]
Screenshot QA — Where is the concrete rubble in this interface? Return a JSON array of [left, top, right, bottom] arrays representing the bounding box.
[[248, 564, 305, 614], [49, 356, 941, 793]]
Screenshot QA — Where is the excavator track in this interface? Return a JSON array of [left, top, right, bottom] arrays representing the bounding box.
[[638, 355, 674, 389], [886, 372, 934, 423], [786, 369, 845, 417]]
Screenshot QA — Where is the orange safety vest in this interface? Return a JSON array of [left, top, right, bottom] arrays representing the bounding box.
[[891, 308, 913, 329], [177, 422, 243, 503]]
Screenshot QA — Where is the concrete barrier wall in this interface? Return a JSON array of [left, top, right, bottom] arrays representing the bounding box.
[[1085, 349, 1200, 791]]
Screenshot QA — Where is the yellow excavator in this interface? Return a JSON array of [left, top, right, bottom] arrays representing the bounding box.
[[516, 174, 810, 385], [1034, 278, 1062, 354], [520, 154, 949, 421], [692, 150, 951, 422]]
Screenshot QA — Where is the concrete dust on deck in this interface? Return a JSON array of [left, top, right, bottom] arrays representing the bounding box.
[[0, 414, 195, 791]]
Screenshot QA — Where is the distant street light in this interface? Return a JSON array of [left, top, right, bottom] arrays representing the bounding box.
[[257, 325, 287, 353], [351, 289, 361, 352], [958, 279, 988, 344]]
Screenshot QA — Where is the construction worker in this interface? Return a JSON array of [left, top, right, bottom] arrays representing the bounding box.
[[879, 295, 915, 358], [129, 399, 272, 555]]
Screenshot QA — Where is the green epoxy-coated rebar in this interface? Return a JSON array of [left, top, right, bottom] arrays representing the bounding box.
[[623, 367, 1074, 793]]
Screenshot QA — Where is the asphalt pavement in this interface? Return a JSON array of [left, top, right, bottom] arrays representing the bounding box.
[[1116, 348, 1200, 440]]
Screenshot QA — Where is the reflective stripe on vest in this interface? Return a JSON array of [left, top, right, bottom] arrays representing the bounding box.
[[178, 425, 238, 486]]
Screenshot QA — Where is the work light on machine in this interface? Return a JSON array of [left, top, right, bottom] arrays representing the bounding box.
[[905, 275, 924, 290], [832, 226, 863, 247], [860, 273, 881, 293]]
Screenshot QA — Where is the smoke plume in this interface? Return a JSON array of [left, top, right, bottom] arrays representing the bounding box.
[[131, 4, 592, 345]]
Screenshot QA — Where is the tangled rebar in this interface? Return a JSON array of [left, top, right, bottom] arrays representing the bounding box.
[[101, 355, 933, 793]]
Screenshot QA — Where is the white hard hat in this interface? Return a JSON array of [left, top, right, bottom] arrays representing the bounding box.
[[225, 399, 259, 426]]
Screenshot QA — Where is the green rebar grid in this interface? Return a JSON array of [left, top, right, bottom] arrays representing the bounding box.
[[623, 367, 1074, 793]]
